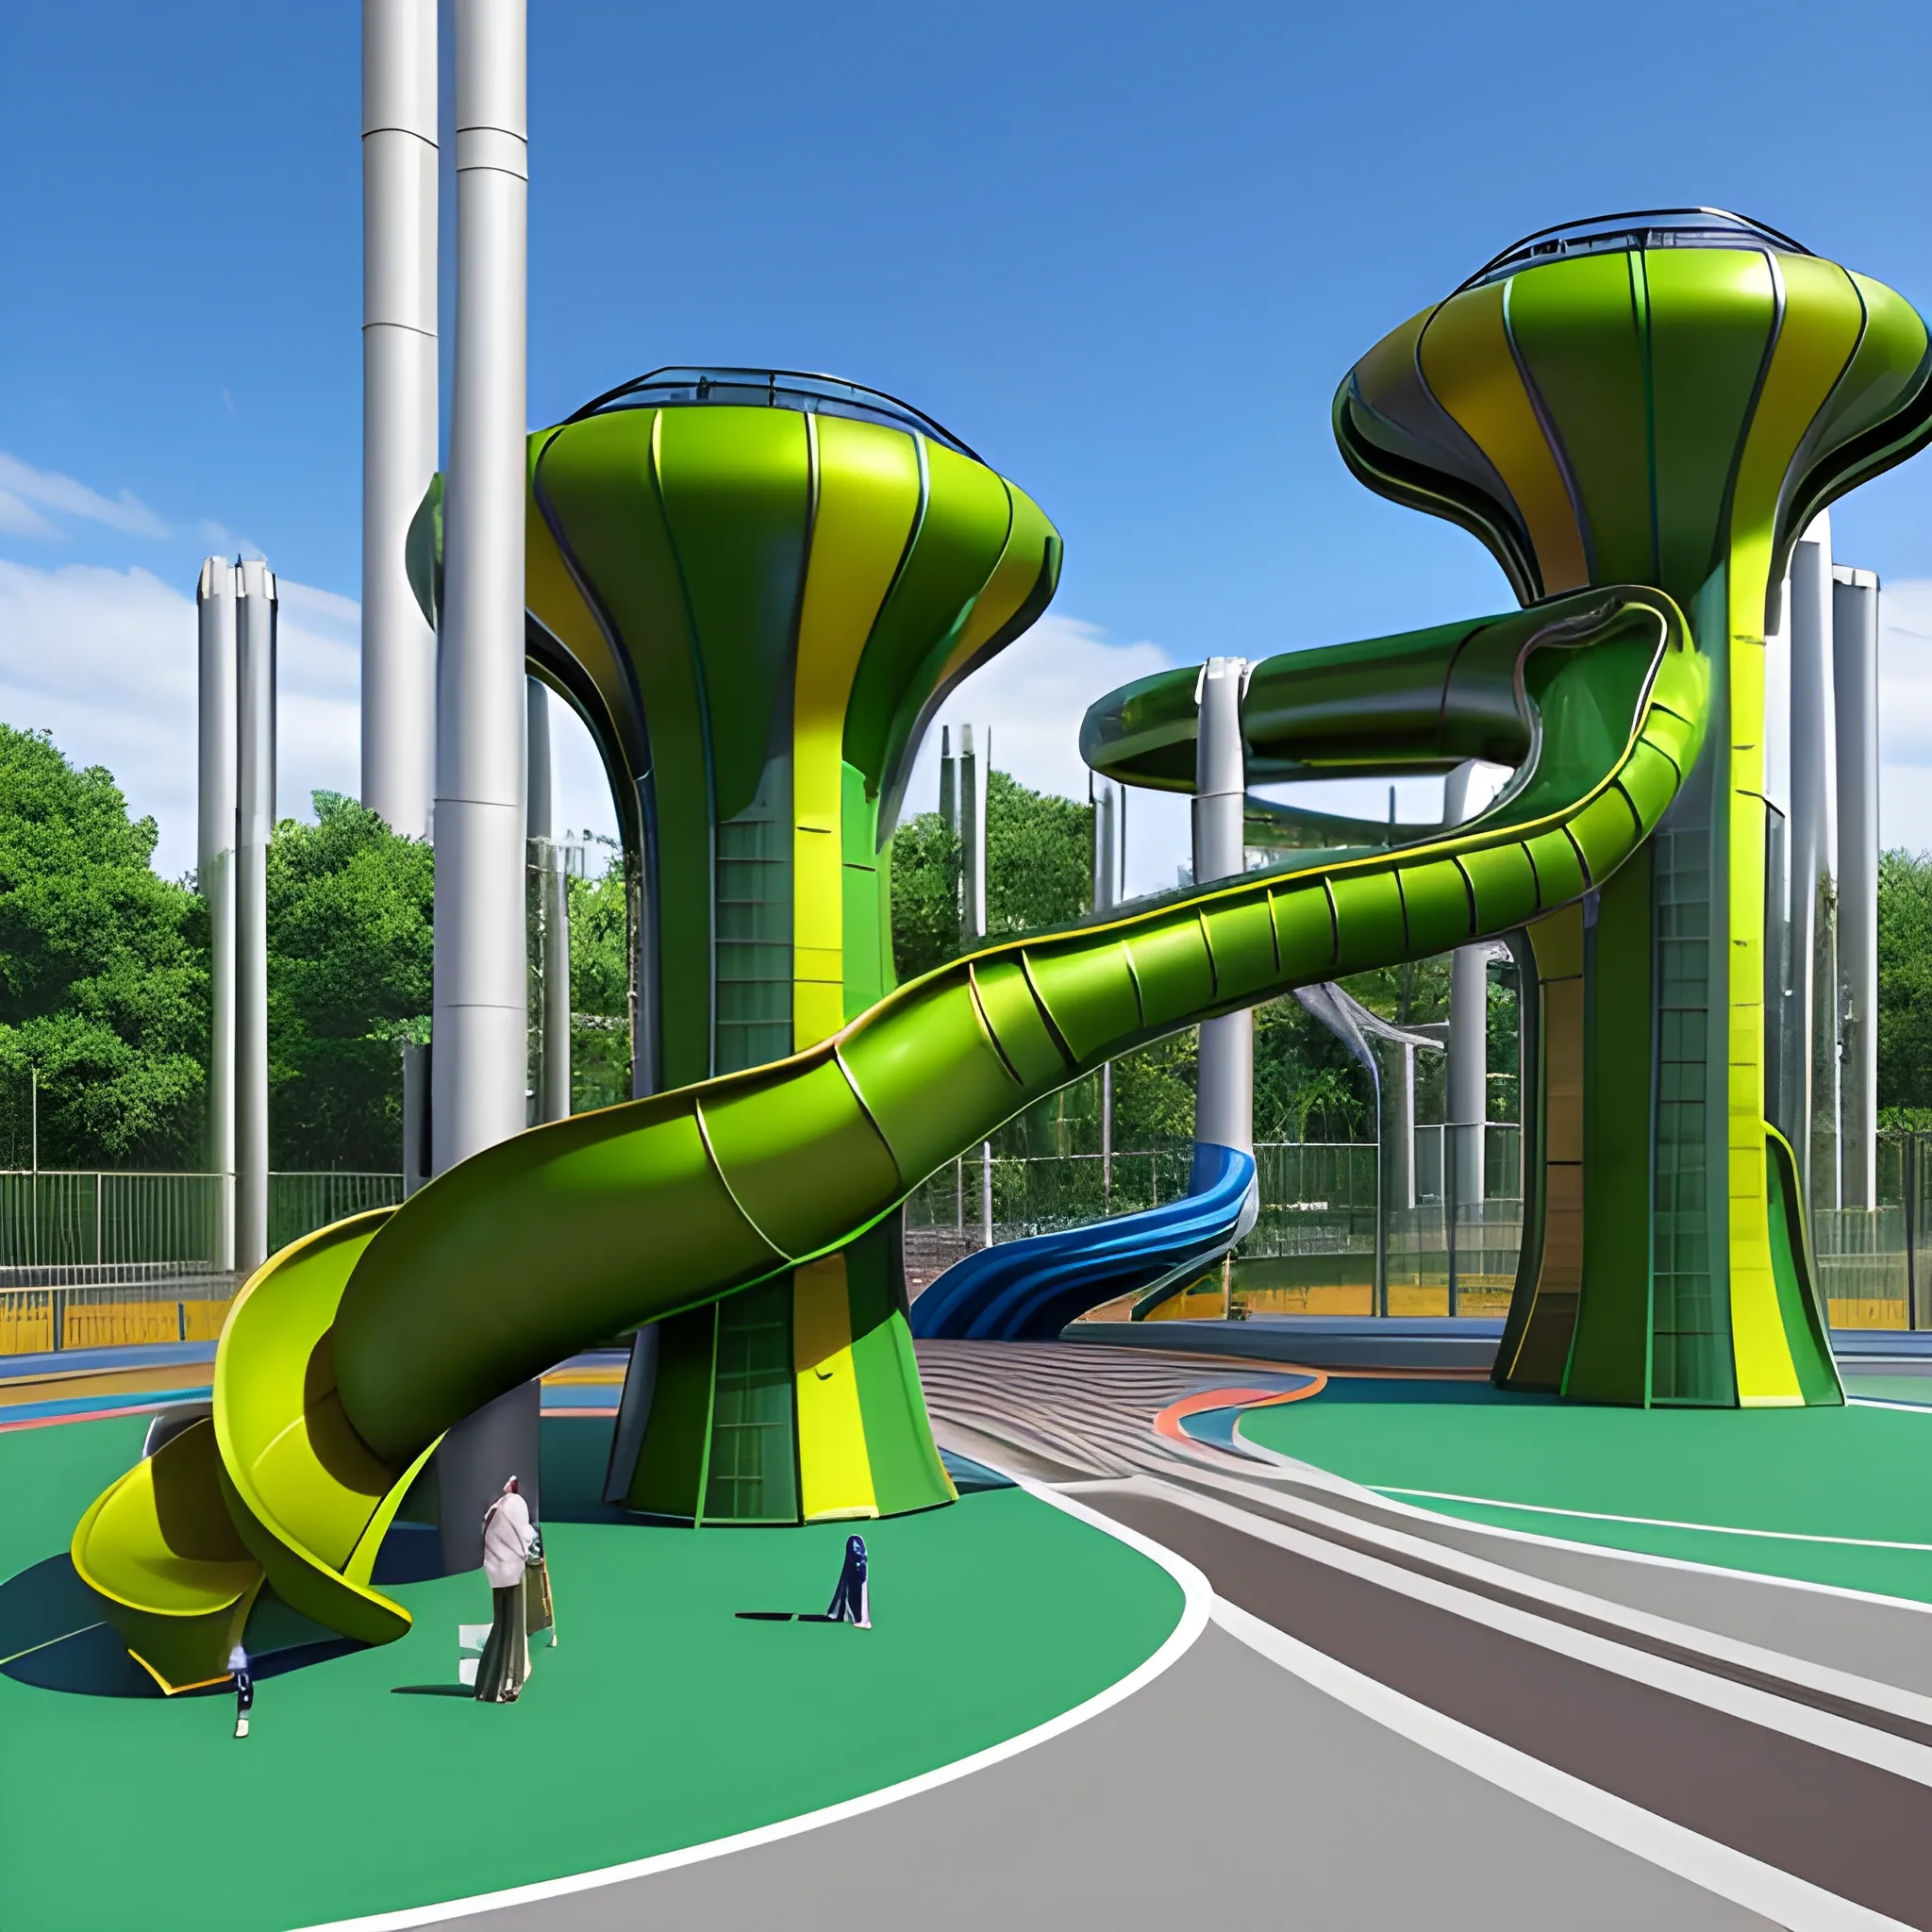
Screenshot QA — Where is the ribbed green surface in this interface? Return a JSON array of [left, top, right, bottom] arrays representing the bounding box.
[[330, 585, 1697, 1467]]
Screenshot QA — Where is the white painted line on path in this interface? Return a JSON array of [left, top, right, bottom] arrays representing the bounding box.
[[1147, 1462, 1932, 1738], [1128, 1478, 1932, 1787], [1374, 1487, 1932, 1555], [292, 1483, 1209, 1932], [1211, 1596, 1907, 1932]]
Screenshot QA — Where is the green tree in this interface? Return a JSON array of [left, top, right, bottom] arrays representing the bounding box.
[[267, 793, 432, 1170], [0, 726, 207, 1168], [568, 841, 632, 1111], [986, 769, 1093, 935], [889, 813, 961, 983], [1255, 998, 1373, 1141], [1878, 847, 1932, 1121], [891, 768, 1100, 986]]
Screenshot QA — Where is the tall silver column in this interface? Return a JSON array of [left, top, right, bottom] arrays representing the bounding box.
[[362, 0, 440, 837], [960, 724, 993, 1244], [436, 0, 534, 1564], [1192, 659, 1253, 1155], [1386, 1041, 1416, 1211], [959, 723, 986, 938], [1834, 565, 1880, 1210], [1762, 564, 1800, 1153], [938, 724, 958, 833], [235, 563, 277, 1274], [1442, 761, 1488, 1210], [1093, 782, 1119, 1205], [196, 561, 240, 1274], [527, 679, 571, 1124], [1789, 515, 1840, 1209]]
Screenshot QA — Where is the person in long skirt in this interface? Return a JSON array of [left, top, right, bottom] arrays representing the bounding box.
[[825, 1534, 869, 1627], [474, 1475, 540, 1703]]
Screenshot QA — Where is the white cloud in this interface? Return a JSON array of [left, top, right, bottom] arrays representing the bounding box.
[[1881, 578, 1932, 855], [19, 559, 1930, 903], [906, 614, 1195, 897], [908, 615, 1463, 898], [0, 491, 59, 541], [0, 452, 170, 541], [0, 559, 365, 877], [546, 701, 621, 853]]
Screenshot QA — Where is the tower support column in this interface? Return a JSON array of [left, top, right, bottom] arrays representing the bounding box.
[[1833, 566, 1880, 1209], [235, 562, 276, 1276], [434, 0, 534, 1567], [1192, 659, 1253, 1156], [361, 0, 440, 837], [196, 562, 240, 1274], [1789, 517, 1840, 1211]]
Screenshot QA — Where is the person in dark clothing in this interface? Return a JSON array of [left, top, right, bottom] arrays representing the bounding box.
[[825, 1534, 870, 1627], [229, 1642, 254, 1739]]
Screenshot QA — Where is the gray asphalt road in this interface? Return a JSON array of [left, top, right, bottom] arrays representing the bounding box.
[[441, 1626, 1775, 1931], [1091, 1490, 1932, 1929]]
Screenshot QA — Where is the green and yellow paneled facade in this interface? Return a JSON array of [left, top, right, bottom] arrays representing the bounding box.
[[520, 373, 1059, 1522], [1338, 213, 1932, 1407]]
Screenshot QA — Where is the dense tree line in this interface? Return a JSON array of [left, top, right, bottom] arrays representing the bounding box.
[[1879, 849, 1932, 1127], [0, 727, 205, 1167], [25, 716, 1931, 1172], [0, 730, 627, 1173]]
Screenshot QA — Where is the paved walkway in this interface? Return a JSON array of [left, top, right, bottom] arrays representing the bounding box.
[[20, 1339, 1932, 1928], [421, 1625, 1775, 1932]]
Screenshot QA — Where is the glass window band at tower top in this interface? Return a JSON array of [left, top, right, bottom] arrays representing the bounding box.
[[565, 366, 984, 462], [1457, 208, 1813, 292]]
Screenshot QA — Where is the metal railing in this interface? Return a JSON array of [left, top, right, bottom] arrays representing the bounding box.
[[902, 1130, 1527, 1316], [0, 1172, 405, 1355]]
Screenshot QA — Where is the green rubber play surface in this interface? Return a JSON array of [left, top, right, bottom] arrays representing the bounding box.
[[1239, 1378, 1932, 1601], [0, 1417, 1182, 1932]]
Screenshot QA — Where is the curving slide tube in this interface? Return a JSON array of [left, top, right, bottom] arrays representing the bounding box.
[[908, 1142, 1257, 1342], [71, 583, 1704, 1690]]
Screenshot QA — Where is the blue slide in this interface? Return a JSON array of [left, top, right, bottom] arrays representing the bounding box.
[[908, 1143, 1257, 1342]]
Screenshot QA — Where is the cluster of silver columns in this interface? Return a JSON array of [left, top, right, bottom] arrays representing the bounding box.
[[1192, 660, 1254, 1158], [360, 0, 439, 839], [1768, 512, 1882, 1213], [195, 559, 277, 1276]]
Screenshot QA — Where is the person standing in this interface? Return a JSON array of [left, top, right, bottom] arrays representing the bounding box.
[[824, 1534, 870, 1627], [228, 1642, 254, 1739], [474, 1475, 541, 1703]]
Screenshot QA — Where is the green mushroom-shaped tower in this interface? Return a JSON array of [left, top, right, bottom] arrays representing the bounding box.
[[1338, 210, 1932, 1405], [479, 370, 1059, 1521]]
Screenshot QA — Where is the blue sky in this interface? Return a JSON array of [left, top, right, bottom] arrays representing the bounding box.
[[5, 0, 1932, 883]]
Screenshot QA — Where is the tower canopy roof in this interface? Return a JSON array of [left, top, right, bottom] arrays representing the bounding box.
[[1458, 208, 1811, 292], [566, 366, 981, 460]]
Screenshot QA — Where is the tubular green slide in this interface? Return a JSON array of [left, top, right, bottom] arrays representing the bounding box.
[[72, 582, 1701, 1689]]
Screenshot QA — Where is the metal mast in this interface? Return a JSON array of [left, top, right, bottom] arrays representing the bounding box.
[[434, 0, 533, 1562], [1192, 658, 1253, 1156], [235, 562, 277, 1274], [361, 0, 440, 836], [196, 561, 240, 1274]]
